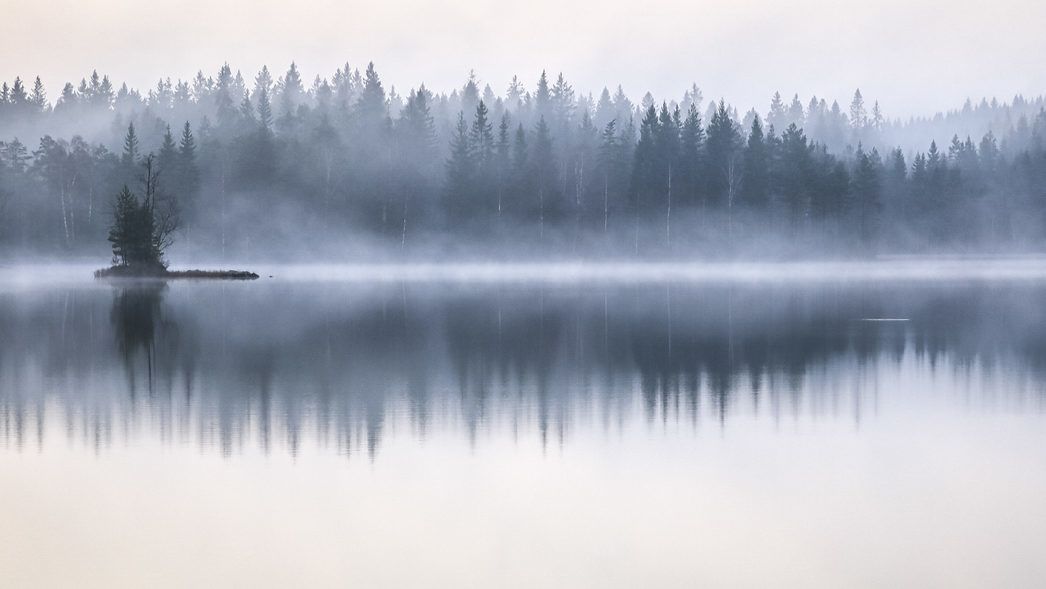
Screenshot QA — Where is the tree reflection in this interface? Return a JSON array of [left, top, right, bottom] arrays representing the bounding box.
[[111, 283, 168, 392], [3, 281, 1046, 456]]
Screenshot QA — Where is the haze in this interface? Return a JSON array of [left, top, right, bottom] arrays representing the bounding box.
[[4, 0, 1044, 116]]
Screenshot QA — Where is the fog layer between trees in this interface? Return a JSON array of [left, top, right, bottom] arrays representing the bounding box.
[[1, 64, 1045, 261]]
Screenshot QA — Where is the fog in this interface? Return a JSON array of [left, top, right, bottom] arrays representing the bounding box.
[[0, 62, 1044, 265], [7, 5, 1046, 588], [2, 0, 1046, 265]]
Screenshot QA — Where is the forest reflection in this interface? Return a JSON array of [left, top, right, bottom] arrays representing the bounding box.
[[2, 279, 1046, 457]]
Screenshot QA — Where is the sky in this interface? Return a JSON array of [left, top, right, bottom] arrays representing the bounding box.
[[2, 0, 1044, 118]]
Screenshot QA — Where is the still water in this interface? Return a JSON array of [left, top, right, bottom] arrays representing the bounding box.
[[2, 265, 1046, 587]]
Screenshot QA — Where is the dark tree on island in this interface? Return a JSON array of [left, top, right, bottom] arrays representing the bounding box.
[[107, 154, 178, 273], [99, 128, 256, 280]]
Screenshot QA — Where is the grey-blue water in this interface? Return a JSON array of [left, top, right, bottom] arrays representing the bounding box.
[[3, 264, 1046, 587]]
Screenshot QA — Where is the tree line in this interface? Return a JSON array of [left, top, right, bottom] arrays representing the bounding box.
[[0, 63, 1045, 258]]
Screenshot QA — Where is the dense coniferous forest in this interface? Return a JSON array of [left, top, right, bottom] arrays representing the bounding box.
[[1, 63, 1045, 260]]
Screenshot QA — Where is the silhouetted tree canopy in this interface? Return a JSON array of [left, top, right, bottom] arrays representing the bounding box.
[[0, 63, 1045, 258]]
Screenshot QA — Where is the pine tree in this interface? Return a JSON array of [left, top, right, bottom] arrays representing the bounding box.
[[278, 62, 304, 131], [108, 157, 175, 270], [239, 91, 256, 129], [445, 112, 473, 219], [108, 185, 141, 265], [495, 113, 511, 216], [870, 101, 884, 131], [8, 78, 28, 112], [399, 86, 436, 164], [850, 144, 881, 243], [594, 88, 614, 129], [534, 71, 551, 120], [768, 92, 787, 131], [679, 104, 705, 208], [778, 123, 812, 231], [215, 64, 237, 129], [256, 87, 273, 131], [531, 116, 556, 236], [158, 125, 178, 175], [883, 148, 908, 228], [550, 73, 575, 128], [253, 65, 272, 94], [597, 120, 620, 233], [849, 89, 867, 130], [29, 77, 47, 113], [178, 121, 200, 206], [460, 71, 480, 120], [655, 103, 680, 245], [511, 122, 529, 201], [470, 101, 495, 170], [787, 94, 805, 128], [122, 123, 140, 168], [631, 104, 659, 211], [705, 100, 740, 209], [505, 76, 525, 113], [741, 116, 770, 209], [357, 62, 387, 124]]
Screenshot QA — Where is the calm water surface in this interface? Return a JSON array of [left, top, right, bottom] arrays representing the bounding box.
[[3, 265, 1046, 587]]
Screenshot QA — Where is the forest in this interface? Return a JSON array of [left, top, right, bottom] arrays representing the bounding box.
[[0, 63, 1045, 260]]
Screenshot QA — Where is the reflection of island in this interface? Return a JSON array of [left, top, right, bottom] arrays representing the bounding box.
[[110, 283, 181, 399], [112, 284, 165, 357], [3, 281, 1046, 456]]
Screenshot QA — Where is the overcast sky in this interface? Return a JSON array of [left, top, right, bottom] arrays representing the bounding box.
[[3, 0, 1044, 118]]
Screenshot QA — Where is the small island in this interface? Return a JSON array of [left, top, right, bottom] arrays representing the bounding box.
[[94, 266, 260, 280], [95, 156, 257, 281]]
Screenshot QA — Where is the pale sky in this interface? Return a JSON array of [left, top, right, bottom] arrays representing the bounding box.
[[2, 0, 1044, 118]]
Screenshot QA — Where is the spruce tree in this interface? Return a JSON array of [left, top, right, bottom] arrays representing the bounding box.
[[445, 112, 473, 220], [679, 104, 705, 208], [357, 62, 387, 124], [178, 121, 200, 207], [741, 117, 770, 209], [531, 116, 556, 235], [29, 77, 47, 113], [470, 101, 495, 172], [705, 100, 740, 209], [768, 92, 787, 131], [779, 123, 812, 231], [108, 185, 141, 265], [121, 122, 140, 189], [631, 105, 659, 210], [850, 144, 881, 243], [158, 125, 178, 175]]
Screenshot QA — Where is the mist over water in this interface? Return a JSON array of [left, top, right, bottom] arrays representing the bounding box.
[[3, 266, 1046, 586], [7, 261, 1046, 454], [5, 0, 1046, 583]]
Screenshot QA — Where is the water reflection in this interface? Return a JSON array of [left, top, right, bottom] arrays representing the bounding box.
[[2, 280, 1045, 457], [112, 284, 169, 395]]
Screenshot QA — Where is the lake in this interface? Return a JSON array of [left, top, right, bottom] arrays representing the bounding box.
[[3, 263, 1046, 587]]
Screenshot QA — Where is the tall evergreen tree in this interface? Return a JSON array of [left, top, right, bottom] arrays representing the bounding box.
[[531, 116, 556, 237], [740, 116, 770, 209], [158, 125, 178, 175], [850, 144, 882, 244], [178, 121, 200, 209], [445, 112, 473, 221], [705, 100, 740, 209], [121, 122, 140, 180], [357, 62, 387, 125], [778, 123, 812, 231], [679, 104, 705, 209]]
